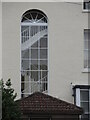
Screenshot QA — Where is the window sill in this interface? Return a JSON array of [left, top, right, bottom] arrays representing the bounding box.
[[82, 68, 90, 73], [82, 10, 90, 13]]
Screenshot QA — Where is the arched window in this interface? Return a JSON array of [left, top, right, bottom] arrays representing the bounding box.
[[21, 9, 48, 98]]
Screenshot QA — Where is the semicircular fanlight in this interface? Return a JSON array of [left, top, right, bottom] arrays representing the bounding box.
[[21, 9, 48, 23]]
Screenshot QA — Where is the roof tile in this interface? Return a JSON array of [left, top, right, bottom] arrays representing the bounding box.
[[16, 92, 83, 115]]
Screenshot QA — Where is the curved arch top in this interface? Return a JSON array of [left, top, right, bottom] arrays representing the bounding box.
[[21, 9, 48, 23]]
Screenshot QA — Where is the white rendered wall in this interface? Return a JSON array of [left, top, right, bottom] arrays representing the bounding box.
[[0, 1, 2, 80], [1, 0, 82, 2], [2, 2, 88, 102]]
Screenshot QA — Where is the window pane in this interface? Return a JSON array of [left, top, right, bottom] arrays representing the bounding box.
[[84, 50, 88, 59], [84, 60, 87, 68], [83, 0, 90, 9], [21, 73, 25, 92], [84, 41, 90, 50], [81, 114, 89, 120], [84, 2, 90, 10], [31, 49, 38, 59], [40, 49, 47, 59], [21, 26, 29, 32], [80, 91, 89, 101], [22, 60, 29, 70], [30, 26, 38, 36], [21, 26, 29, 43], [84, 50, 88, 68], [22, 49, 29, 58], [40, 71, 48, 80], [81, 102, 89, 113], [21, 26, 29, 35], [84, 29, 90, 41], [40, 60, 48, 70], [31, 41, 38, 48], [21, 71, 31, 97], [84, 50, 90, 68], [40, 37, 47, 48], [31, 60, 38, 70], [40, 71, 48, 92], [84, 29, 90, 68], [21, 71, 38, 81], [31, 71, 38, 81], [84, 60, 90, 68]]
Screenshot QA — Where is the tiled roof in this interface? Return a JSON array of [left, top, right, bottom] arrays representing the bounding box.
[[16, 92, 83, 115]]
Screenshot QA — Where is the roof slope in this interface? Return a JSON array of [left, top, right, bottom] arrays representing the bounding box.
[[16, 92, 83, 115]]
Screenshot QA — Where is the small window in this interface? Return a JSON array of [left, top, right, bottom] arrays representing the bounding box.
[[84, 29, 90, 69], [83, 0, 90, 10], [73, 86, 90, 120]]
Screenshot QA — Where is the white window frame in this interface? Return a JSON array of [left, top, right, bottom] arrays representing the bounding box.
[[83, 29, 90, 73], [21, 10, 49, 98], [74, 87, 90, 120], [82, 0, 90, 12], [76, 88, 80, 106]]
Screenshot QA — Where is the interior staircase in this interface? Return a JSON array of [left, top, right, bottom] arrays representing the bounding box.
[[21, 25, 48, 95], [21, 26, 47, 50]]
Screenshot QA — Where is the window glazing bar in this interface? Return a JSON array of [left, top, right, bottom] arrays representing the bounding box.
[[21, 22, 48, 26]]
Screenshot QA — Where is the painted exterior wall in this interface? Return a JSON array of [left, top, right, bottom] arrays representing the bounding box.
[[1, 0, 82, 2], [0, 1, 2, 80], [2, 2, 88, 102]]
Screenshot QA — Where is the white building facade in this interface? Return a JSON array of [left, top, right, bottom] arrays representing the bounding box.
[[1, 1, 90, 119]]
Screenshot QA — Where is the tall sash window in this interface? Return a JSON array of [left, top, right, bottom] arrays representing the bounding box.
[[21, 9, 48, 98]]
